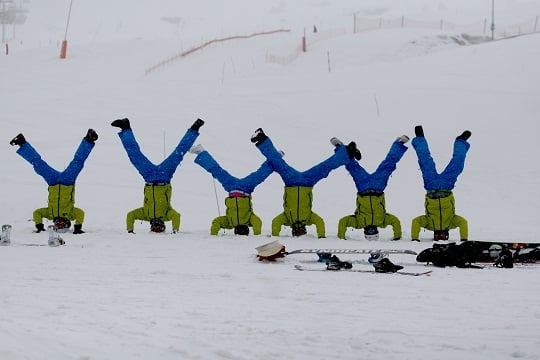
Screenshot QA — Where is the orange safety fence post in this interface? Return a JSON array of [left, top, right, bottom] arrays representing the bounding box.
[[60, 40, 68, 59]]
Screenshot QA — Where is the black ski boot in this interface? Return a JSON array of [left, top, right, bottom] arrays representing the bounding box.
[[10, 133, 26, 146], [34, 223, 45, 233], [189, 144, 205, 154], [73, 224, 85, 234], [326, 255, 353, 270], [330, 137, 343, 147], [456, 130, 471, 141], [84, 129, 98, 144], [331, 137, 361, 160], [373, 258, 403, 273], [396, 135, 409, 144], [495, 247, 513, 268], [111, 118, 131, 130], [250, 128, 267, 146], [190, 118, 205, 131], [346, 141, 362, 160], [415, 125, 424, 137]]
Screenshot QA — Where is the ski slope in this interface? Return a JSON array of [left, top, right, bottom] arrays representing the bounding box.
[[0, 1, 539, 359]]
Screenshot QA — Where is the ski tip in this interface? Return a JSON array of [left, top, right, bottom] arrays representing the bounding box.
[[294, 265, 304, 271], [412, 270, 433, 276], [395, 270, 433, 276], [404, 250, 418, 255]]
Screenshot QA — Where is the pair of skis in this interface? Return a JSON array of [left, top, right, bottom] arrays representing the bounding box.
[[289, 250, 431, 276], [255, 241, 431, 276], [0, 224, 65, 247]]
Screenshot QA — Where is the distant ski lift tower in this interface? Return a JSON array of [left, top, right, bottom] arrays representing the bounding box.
[[0, 0, 27, 44], [1, 0, 14, 43]]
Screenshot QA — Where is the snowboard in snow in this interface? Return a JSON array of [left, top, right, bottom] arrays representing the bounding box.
[[294, 265, 433, 276], [469, 240, 540, 249], [286, 248, 417, 256], [255, 240, 417, 262]]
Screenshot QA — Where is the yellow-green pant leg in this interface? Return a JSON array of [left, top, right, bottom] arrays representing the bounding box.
[[337, 215, 358, 239], [271, 213, 288, 237], [33, 208, 49, 225], [411, 215, 429, 240], [250, 213, 263, 235], [451, 215, 468, 240], [71, 207, 85, 225], [309, 212, 325, 238], [383, 213, 402, 239], [126, 208, 145, 232], [167, 208, 181, 232], [210, 216, 230, 235]]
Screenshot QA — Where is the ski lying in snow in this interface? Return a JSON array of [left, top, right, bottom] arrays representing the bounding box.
[[287, 248, 417, 256], [294, 265, 432, 276]]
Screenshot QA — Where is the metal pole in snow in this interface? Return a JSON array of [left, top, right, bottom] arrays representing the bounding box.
[[60, 0, 73, 59], [163, 131, 166, 160], [327, 51, 331, 73], [212, 179, 221, 217], [374, 93, 381, 118], [490, 0, 495, 40], [64, 0, 73, 40]]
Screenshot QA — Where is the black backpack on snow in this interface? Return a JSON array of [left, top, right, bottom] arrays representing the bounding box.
[[416, 241, 481, 268]]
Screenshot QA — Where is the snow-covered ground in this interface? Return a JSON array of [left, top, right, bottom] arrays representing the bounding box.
[[0, 1, 539, 359]]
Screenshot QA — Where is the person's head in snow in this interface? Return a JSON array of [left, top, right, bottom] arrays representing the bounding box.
[[150, 219, 166, 233], [189, 144, 276, 236], [111, 118, 204, 234], [233, 225, 249, 236], [9, 129, 98, 235], [410, 125, 471, 242], [434, 230, 449, 241], [337, 135, 409, 241], [53, 217, 72, 233], [250, 128, 359, 238], [363, 225, 379, 241], [291, 223, 307, 237]]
